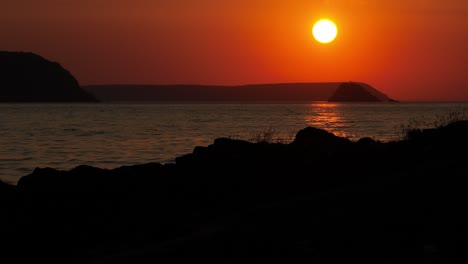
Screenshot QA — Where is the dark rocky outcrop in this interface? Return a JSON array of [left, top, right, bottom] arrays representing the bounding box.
[[2, 122, 468, 263], [328, 82, 397, 102], [0, 51, 97, 102], [292, 126, 351, 147]]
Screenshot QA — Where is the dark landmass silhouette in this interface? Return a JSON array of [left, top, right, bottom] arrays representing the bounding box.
[[0, 51, 395, 103], [0, 51, 97, 102], [328, 82, 397, 102], [83, 82, 395, 102], [1, 121, 466, 263]]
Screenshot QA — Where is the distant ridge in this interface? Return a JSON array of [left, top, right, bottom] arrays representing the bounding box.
[[83, 82, 395, 102], [0, 51, 97, 102]]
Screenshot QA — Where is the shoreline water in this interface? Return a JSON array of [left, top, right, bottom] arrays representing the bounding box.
[[2, 102, 468, 183]]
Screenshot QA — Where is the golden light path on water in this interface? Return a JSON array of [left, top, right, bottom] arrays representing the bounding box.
[[305, 103, 356, 139]]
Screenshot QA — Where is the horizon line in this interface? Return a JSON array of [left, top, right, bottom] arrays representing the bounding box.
[[81, 81, 360, 87]]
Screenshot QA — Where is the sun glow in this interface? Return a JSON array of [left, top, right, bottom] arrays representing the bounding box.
[[312, 19, 338, 44]]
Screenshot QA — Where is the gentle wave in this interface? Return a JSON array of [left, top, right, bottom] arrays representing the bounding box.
[[1, 102, 467, 183]]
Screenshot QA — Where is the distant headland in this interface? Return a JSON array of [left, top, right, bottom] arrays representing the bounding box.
[[329, 82, 397, 102], [0, 51, 97, 102], [83, 82, 397, 102], [0, 51, 396, 102]]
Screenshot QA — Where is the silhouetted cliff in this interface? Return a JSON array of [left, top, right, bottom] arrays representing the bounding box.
[[0, 51, 97, 102], [328, 82, 397, 102]]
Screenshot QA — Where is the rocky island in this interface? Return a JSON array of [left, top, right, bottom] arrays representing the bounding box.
[[0, 51, 97, 102], [328, 82, 397, 102]]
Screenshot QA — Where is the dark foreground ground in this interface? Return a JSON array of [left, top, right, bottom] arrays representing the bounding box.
[[2, 122, 468, 263]]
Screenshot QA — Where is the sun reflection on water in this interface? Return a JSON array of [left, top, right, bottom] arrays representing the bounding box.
[[305, 103, 356, 139]]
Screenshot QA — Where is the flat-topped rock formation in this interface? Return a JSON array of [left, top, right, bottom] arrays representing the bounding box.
[[328, 82, 397, 102], [83, 83, 341, 102], [83, 82, 396, 102], [0, 51, 97, 102]]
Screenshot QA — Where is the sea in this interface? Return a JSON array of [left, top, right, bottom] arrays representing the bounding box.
[[1, 102, 467, 184]]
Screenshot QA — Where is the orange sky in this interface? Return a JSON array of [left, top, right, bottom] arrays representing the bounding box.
[[1, 0, 468, 101]]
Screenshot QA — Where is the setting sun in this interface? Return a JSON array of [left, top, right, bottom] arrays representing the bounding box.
[[312, 19, 338, 44]]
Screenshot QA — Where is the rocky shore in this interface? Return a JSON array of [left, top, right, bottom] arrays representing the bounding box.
[[2, 122, 468, 263]]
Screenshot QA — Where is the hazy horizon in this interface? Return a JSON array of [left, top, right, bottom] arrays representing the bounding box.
[[2, 0, 468, 101]]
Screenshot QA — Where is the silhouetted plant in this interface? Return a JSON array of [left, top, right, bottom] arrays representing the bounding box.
[[394, 108, 468, 140], [247, 127, 295, 144], [433, 109, 468, 128], [395, 117, 426, 140], [248, 127, 277, 143]]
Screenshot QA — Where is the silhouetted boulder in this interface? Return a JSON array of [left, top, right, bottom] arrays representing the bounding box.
[[328, 82, 396, 102], [0, 180, 16, 238], [17, 163, 167, 192], [405, 121, 468, 148], [0, 179, 11, 189], [440, 120, 468, 139], [0, 51, 97, 102], [357, 137, 377, 145], [291, 126, 351, 148], [0, 179, 15, 197]]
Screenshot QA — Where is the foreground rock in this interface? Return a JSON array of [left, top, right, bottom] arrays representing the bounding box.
[[0, 51, 97, 102], [2, 122, 468, 263]]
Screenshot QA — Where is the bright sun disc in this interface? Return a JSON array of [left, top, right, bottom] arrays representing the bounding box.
[[312, 19, 337, 44]]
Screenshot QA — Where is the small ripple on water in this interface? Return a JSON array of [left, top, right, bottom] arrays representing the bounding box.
[[1, 102, 467, 183]]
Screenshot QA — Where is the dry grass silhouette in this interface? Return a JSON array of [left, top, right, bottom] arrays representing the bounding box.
[[395, 108, 468, 140]]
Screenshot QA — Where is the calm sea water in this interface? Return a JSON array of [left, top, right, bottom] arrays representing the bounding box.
[[1, 102, 467, 183]]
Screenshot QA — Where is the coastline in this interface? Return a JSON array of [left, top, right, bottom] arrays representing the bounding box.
[[1, 121, 467, 262], [3, 102, 468, 184]]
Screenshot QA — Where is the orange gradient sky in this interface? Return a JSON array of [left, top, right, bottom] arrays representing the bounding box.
[[1, 0, 468, 101]]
